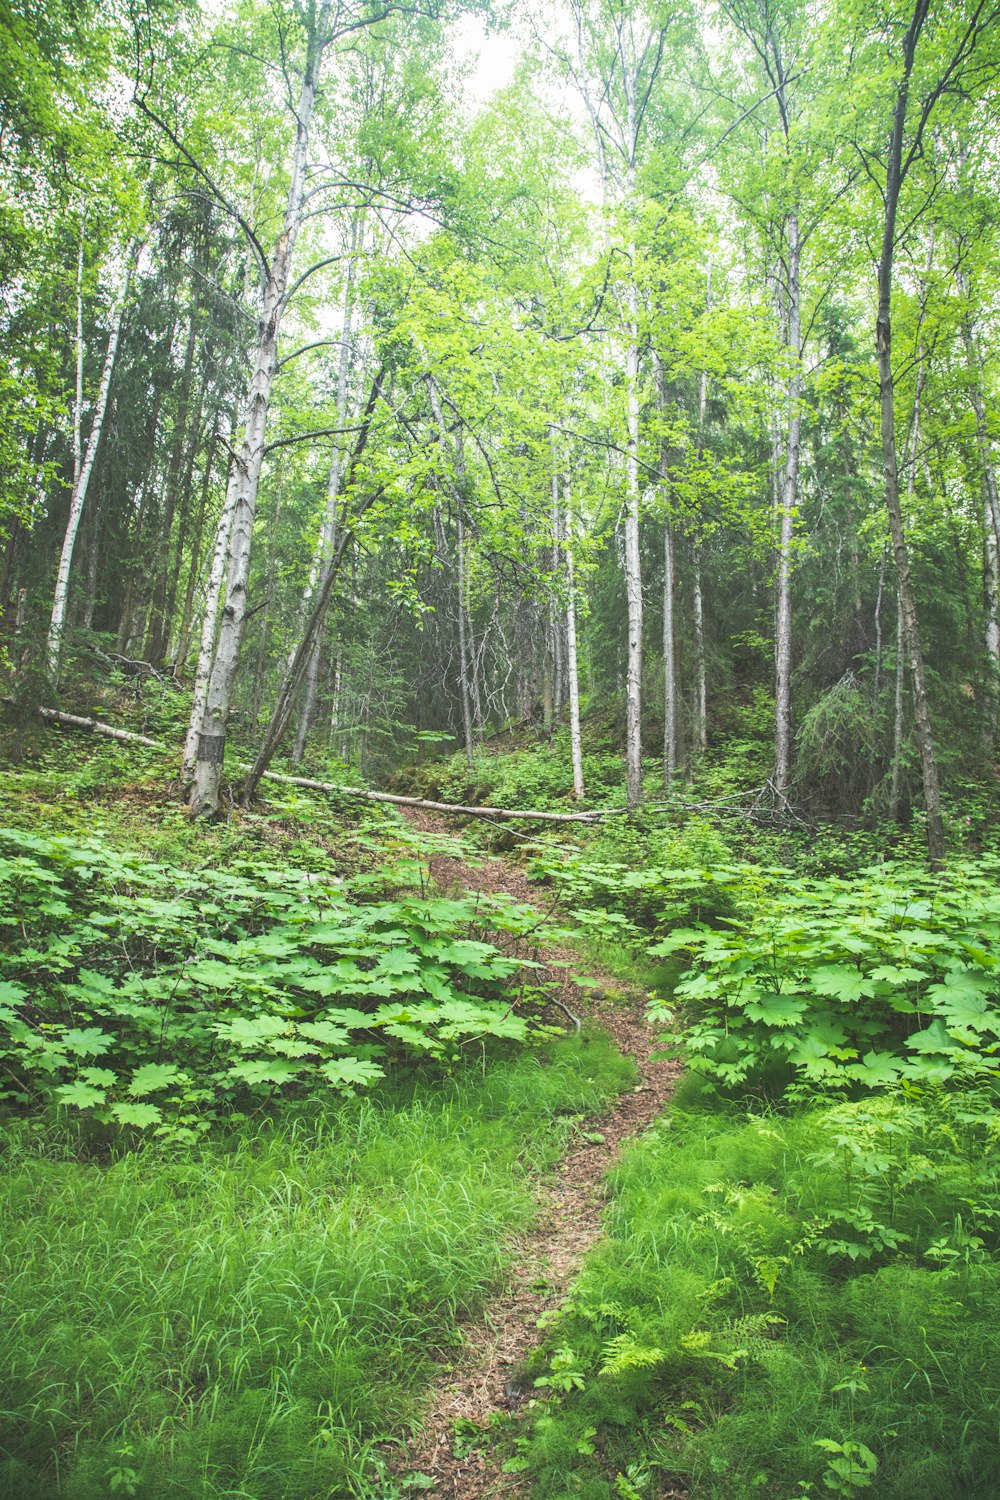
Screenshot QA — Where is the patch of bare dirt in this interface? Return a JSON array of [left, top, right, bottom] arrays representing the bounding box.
[[392, 810, 682, 1499]]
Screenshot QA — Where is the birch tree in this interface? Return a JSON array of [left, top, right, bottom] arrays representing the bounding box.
[[47, 238, 141, 681], [553, 0, 690, 808], [851, 0, 999, 863]]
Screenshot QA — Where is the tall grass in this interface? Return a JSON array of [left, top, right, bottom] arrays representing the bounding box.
[[0, 1034, 633, 1499], [514, 1082, 1000, 1500]]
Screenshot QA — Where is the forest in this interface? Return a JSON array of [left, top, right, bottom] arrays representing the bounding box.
[[3, 0, 1000, 1495]]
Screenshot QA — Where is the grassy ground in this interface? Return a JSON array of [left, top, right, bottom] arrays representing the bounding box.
[[7, 717, 1000, 1500], [0, 729, 638, 1498], [505, 1079, 1000, 1499], [0, 1036, 633, 1500]]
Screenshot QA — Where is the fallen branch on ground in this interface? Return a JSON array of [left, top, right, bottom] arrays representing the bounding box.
[[16, 704, 765, 824], [17, 705, 163, 747]]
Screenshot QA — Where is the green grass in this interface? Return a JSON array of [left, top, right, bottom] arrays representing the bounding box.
[[511, 1084, 1000, 1500], [0, 1033, 634, 1500]]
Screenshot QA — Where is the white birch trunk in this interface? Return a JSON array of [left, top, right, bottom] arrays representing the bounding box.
[[662, 520, 676, 784], [773, 211, 802, 803], [181, 445, 241, 777], [47, 241, 137, 680], [889, 588, 906, 822], [563, 473, 585, 799], [290, 216, 364, 760], [188, 14, 327, 815], [983, 486, 1000, 743], [427, 376, 475, 767], [73, 228, 84, 489], [623, 281, 643, 808], [692, 545, 707, 760], [959, 315, 1000, 742], [692, 262, 711, 763]]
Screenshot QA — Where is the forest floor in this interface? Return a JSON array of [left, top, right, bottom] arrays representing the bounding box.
[[393, 810, 682, 1499]]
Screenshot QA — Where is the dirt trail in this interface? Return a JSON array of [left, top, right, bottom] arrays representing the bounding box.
[[394, 810, 681, 1499]]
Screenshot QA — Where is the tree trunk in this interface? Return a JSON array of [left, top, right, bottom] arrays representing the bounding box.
[[563, 473, 585, 798], [238, 366, 385, 800], [623, 298, 644, 809], [692, 543, 707, 761], [181, 440, 241, 778], [145, 311, 200, 662], [876, 0, 944, 866], [960, 317, 1000, 746], [691, 261, 712, 767], [773, 211, 801, 805], [982, 477, 1000, 748], [291, 214, 364, 761], [889, 588, 907, 822], [47, 240, 138, 680], [241, 528, 354, 804], [188, 17, 327, 815], [662, 519, 676, 784], [427, 376, 475, 767], [173, 422, 220, 673]]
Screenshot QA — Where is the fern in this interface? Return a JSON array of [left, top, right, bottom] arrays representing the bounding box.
[[599, 1332, 666, 1377]]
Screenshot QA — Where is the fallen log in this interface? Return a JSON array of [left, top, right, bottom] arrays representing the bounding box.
[[259, 769, 614, 823], [14, 704, 163, 748], [17, 703, 760, 824], [15, 706, 611, 821]]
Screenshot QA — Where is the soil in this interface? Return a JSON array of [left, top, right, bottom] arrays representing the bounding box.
[[391, 810, 682, 1499]]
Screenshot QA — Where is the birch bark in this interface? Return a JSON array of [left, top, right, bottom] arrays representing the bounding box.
[[959, 312, 1000, 743], [427, 376, 475, 767], [691, 259, 712, 765], [188, 5, 329, 815], [47, 239, 138, 680], [773, 210, 801, 805], [563, 473, 585, 798], [291, 213, 364, 761]]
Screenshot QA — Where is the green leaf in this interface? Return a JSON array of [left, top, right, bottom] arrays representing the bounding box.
[[374, 950, 422, 976], [907, 1019, 964, 1055], [55, 1081, 107, 1108], [187, 959, 240, 989], [869, 964, 926, 985], [80, 1067, 117, 1088], [60, 1027, 112, 1056], [214, 1015, 289, 1047], [111, 1102, 163, 1128], [298, 1020, 354, 1046], [744, 992, 806, 1027], [227, 1059, 304, 1086], [320, 1058, 385, 1090], [927, 968, 995, 1007], [128, 1062, 183, 1096], [810, 966, 875, 1003], [846, 1051, 902, 1087]]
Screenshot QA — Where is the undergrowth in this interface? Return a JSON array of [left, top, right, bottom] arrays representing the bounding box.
[[0, 1033, 632, 1500], [510, 1084, 1000, 1500]]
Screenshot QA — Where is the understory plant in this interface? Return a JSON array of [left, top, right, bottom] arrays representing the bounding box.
[[0, 825, 558, 1141], [0, 1033, 633, 1500], [510, 1086, 1000, 1500], [650, 856, 1000, 1097]]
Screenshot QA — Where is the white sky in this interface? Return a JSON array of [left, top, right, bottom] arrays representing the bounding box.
[[451, 14, 521, 104]]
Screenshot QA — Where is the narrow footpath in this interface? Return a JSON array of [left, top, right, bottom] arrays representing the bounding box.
[[394, 810, 681, 1498]]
